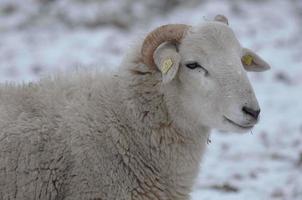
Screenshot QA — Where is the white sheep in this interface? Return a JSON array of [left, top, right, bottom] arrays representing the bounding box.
[[0, 15, 270, 200]]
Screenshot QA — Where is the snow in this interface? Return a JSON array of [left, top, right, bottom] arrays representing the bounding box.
[[0, 0, 301, 199]]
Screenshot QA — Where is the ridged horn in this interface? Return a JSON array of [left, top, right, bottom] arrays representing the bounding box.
[[141, 24, 190, 70], [214, 15, 229, 25]]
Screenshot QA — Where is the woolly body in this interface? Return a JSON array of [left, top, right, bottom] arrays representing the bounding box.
[[0, 47, 208, 200]]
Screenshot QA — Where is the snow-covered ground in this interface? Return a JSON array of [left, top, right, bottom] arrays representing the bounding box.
[[0, 0, 301, 199]]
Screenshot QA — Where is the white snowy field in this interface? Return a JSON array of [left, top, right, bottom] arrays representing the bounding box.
[[0, 0, 301, 199]]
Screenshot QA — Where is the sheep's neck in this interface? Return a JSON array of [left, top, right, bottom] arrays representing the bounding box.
[[117, 71, 209, 198]]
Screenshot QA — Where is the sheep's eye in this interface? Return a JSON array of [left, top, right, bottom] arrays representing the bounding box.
[[185, 62, 209, 75]]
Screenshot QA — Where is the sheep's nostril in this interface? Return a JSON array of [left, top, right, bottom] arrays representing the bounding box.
[[242, 106, 260, 120]]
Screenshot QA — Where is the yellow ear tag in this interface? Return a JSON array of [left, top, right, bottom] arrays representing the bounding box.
[[242, 54, 253, 66], [161, 58, 173, 74]]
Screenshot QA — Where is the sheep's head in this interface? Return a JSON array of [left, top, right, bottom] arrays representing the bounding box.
[[141, 15, 270, 133]]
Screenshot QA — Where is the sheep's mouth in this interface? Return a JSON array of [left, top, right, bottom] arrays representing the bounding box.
[[223, 116, 254, 129]]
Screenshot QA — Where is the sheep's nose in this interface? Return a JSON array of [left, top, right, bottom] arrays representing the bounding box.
[[242, 106, 260, 120]]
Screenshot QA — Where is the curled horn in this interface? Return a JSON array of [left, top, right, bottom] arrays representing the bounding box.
[[141, 24, 190, 70], [214, 14, 229, 25]]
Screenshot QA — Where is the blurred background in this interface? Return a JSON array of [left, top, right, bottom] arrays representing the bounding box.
[[0, 0, 301, 199]]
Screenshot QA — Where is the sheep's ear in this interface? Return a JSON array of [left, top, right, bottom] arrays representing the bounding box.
[[154, 43, 180, 84], [241, 48, 271, 72]]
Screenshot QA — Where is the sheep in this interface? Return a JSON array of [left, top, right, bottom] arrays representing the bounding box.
[[0, 15, 270, 200]]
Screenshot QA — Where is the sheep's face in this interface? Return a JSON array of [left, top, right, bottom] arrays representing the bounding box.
[[155, 22, 270, 133]]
